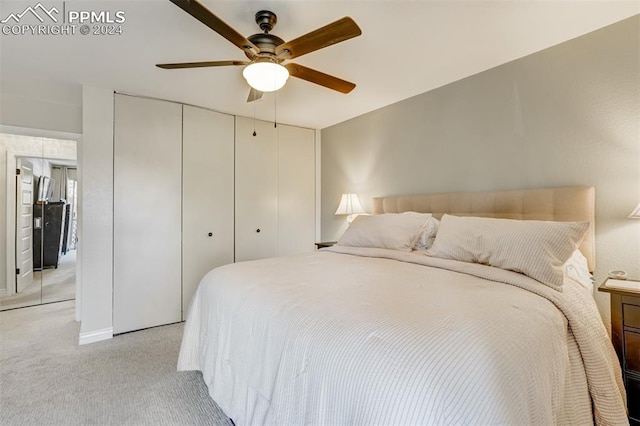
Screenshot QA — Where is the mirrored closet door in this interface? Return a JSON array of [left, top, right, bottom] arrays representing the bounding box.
[[0, 133, 77, 311]]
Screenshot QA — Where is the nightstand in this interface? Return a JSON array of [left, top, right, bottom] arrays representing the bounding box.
[[599, 278, 640, 425], [315, 241, 337, 249]]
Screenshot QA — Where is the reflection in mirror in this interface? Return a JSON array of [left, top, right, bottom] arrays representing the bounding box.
[[42, 164, 78, 304], [2, 157, 43, 309], [0, 134, 77, 311]]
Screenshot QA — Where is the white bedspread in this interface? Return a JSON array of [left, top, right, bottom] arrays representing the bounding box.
[[178, 247, 627, 426]]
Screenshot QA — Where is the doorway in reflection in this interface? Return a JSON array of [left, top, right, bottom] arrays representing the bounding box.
[[0, 133, 77, 311]]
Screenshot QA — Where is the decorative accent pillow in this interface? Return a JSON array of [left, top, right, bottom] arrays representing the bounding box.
[[427, 214, 589, 290], [413, 217, 440, 251], [563, 249, 594, 292], [337, 212, 433, 252]]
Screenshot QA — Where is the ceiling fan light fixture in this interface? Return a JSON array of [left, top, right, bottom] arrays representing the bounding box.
[[243, 61, 289, 92]]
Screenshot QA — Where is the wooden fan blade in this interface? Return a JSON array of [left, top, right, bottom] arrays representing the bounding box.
[[156, 60, 248, 69], [169, 0, 257, 55], [247, 88, 264, 102], [285, 63, 356, 94], [276, 17, 361, 59]]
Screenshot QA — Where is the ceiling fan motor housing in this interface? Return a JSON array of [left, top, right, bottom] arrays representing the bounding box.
[[244, 11, 284, 58], [247, 33, 285, 56]]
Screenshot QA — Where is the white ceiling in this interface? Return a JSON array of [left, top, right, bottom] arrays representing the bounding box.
[[1, 1, 638, 129]]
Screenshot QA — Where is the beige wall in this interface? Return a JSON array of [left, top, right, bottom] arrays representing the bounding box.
[[78, 86, 114, 343], [321, 16, 640, 324], [0, 80, 82, 134]]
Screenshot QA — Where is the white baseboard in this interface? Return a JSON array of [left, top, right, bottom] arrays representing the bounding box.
[[79, 327, 113, 345]]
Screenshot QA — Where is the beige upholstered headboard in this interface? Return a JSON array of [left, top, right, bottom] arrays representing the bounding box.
[[373, 186, 596, 271]]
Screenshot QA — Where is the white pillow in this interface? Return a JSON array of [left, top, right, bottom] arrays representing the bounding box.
[[427, 214, 589, 290], [413, 217, 440, 251], [337, 212, 433, 252], [563, 249, 594, 292]]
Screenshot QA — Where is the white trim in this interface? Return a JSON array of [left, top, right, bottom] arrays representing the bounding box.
[[5, 151, 17, 296], [315, 129, 321, 242], [79, 327, 113, 345], [0, 125, 82, 142]]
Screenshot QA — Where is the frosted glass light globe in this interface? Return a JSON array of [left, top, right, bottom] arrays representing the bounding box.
[[243, 62, 289, 92]]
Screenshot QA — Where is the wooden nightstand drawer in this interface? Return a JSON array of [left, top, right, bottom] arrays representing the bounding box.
[[625, 304, 640, 329], [627, 375, 640, 422], [626, 331, 640, 375]]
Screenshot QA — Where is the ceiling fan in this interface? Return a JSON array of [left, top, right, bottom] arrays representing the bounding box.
[[157, 0, 362, 102]]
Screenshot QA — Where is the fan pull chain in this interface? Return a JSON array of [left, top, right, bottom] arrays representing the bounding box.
[[252, 97, 257, 137], [274, 91, 277, 128]]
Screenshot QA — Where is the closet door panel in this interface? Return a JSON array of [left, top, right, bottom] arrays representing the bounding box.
[[113, 95, 182, 334], [278, 126, 315, 256], [182, 106, 234, 317], [235, 117, 278, 261]]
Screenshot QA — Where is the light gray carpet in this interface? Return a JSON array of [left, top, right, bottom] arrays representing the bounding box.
[[0, 300, 233, 425]]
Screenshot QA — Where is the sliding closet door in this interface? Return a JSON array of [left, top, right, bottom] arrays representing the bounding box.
[[235, 117, 278, 261], [277, 126, 315, 256], [113, 94, 182, 334], [182, 106, 234, 317]]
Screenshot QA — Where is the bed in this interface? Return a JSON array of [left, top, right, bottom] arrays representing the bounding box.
[[178, 186, 627, 425]]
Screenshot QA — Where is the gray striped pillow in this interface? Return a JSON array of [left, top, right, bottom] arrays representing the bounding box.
[[427, 214, 589, 290], [337, 212, 433, 251]]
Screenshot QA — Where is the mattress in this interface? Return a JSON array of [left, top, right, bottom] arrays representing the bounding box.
[[178, 246, 626, 425]]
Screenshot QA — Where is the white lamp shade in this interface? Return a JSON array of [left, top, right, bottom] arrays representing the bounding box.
[[335, 193, 365, 215], [242, 62, 289, 92], [629, 202, 640, 218]]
